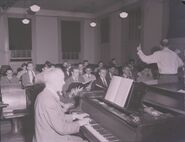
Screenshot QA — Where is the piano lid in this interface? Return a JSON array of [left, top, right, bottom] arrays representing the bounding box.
[[143, 84, 185, 113], [151, 82, 183, 92]]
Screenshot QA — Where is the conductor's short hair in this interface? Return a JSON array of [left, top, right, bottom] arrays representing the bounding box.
[[160, 38, 169, 47]]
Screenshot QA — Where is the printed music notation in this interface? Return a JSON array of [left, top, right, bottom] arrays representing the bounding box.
[[105, 76, 133, 107]]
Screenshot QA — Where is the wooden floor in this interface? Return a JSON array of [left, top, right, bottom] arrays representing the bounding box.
[[1, 117, 185, 142], [1, 117, 34, 142]]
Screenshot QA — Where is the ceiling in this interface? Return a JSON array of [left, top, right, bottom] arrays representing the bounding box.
[[0, 0, 126, 13]]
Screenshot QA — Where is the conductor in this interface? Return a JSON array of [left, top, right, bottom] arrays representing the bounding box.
[[137, 39, 184, 84]]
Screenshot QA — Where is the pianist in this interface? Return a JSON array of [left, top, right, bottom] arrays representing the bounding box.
[[33, 68, 90, 142]]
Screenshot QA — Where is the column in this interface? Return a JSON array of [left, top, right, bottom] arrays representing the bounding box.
[[142, 0, 169, 54]]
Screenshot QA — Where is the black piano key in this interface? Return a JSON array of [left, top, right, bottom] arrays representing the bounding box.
[[81, 117, 121, 142], [91, 123, 116, 137], [92, 127, 112, 136], [105, 135, 115, 138], [107, 137, 120, 141], [92, 125, 104, 130], [110, 139, 122, 142], [90, 120, 97, 124], [97, 129, 110, 135]]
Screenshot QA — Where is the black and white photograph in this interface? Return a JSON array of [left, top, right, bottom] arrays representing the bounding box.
[[0, 0, 185, 142]]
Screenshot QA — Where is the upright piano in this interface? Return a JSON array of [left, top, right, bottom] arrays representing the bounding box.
[[80, 83, 185, 142]]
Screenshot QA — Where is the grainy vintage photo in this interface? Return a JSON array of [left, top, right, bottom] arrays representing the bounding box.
[[0, 0, 185, 142]]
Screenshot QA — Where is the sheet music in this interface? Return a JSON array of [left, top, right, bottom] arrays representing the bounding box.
[[105, 76, 133, 107], [105, 76, 122, 101]]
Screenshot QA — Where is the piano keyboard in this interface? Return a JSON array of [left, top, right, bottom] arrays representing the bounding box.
[[81, 120, 121, 142]]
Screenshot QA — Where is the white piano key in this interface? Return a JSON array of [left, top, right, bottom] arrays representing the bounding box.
[[84, 124, 109, 142]]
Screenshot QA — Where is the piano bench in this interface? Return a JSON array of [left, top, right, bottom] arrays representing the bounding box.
[[3, 111, 28, 133]]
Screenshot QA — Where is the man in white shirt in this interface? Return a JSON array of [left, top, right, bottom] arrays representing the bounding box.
[[137, 39, 184, 84], [21, 62, 36, 88]]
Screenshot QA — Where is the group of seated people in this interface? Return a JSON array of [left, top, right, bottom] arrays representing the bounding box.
[[0, 57, 182, 142], [61, 59, 156, 92], [0, 58, 159, 113], [0, 58, 158, 94]]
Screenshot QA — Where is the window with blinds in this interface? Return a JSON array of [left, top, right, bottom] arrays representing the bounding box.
[[61, 20, 81, 60], [8, 17, 32, 61]]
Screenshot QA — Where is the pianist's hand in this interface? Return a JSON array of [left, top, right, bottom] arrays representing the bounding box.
[[72, 113, 89, 120], [78, 117, 91, 126]]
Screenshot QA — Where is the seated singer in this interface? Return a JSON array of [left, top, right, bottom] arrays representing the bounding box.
[[92, 68, 110, 90], [33, 68, 90, 142]]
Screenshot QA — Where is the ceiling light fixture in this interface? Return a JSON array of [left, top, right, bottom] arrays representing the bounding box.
[[181, 0, 185, 5], [119, 12, 128, 18], [90, 22, 97, 27], [22, 18, 30, 24], [30, 4, 40, 12]]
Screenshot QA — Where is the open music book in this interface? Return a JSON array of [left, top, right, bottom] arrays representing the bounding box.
[[104, 76, 133, 107], [66, 81, 92, 93]]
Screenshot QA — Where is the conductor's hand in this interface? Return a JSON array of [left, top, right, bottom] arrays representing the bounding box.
[[137, 44, 142, 52], [69, 87, 83, 98], [78, 117, 91, 126], [72, 113, 89, 120]]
